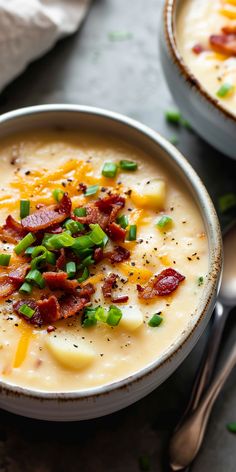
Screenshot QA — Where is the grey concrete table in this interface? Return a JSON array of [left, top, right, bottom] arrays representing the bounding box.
[[0, 1, 236, 471]]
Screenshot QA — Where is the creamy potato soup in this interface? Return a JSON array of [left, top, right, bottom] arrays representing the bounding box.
[[177, 0, 236, 115], [0, 130, 208, 392]]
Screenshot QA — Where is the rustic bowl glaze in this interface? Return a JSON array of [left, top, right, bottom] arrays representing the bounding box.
[[0, 105, 222, 421], [160, 0, 236, 159]]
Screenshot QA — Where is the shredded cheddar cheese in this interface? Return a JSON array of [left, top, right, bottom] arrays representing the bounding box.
[[13, 323, 34, 368]]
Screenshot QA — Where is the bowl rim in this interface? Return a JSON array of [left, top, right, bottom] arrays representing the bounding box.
[[0, 104, 222, 401], [163, 0, 236, 124]]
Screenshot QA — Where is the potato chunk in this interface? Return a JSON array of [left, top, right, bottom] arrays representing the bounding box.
[[131, 179, 166, 210], [119, 306, 143, 331], [46, 334, 95, 370]]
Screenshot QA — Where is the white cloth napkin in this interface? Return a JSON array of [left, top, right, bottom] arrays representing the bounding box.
[[0, 0, 90, 92]]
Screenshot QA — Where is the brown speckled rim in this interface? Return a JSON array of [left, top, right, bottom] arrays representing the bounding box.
[[164, 0, 236, 123], [0, 104, 222, 402]]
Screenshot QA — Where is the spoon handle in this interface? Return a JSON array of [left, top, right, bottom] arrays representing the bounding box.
[[169, 342, 236, 470]]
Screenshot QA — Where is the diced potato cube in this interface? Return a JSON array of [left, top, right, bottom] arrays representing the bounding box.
[[119, 306, 143, 331], [131, 179, 166, 210], [46, 334, 95, 370]]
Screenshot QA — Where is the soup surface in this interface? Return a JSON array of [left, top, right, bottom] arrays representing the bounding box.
[[177, 0, 236, 115], [0, 130, 208, 392]]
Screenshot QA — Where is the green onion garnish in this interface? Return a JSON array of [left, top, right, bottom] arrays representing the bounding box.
[[66, 261, 76, 279], [14, 233, 36, 255], [19, 282, 32, 294], [148, 312, 163, 327], [227, 422, 236, 434], [102, 162, 118, 178], [0, 254, 11, 266], [74, 207, 87, 217], [219, 193, 236, 213], [128, 224, 137, 241], [77, 255, 95, 268], [95, 306, 107, 323], [25, 247, 34, 255], [52, 188, 64, 202], [46, 251, 56, 265], [19, 304, 35, 318], [84, 185, 99, 197], [31, 246, 47, 258], [119, 160, 138, 171], [198, 276, 204, 286], [106, 305, 122, 326], [156, 215, 173, 229], [216, 83, 234, 98], [64, 219, 84, 234], [77, 266, 90, 283], [72, 235, 94, 254], [165, 109, 181, 124], [20, 200, 30, 219], [82, 307, 98, 328], [31, 254, 46, 270], [117, 214, 129, 229], [89, 223, 107, 246], [25, 269, 45, 289], [44, 232, 75, 250]]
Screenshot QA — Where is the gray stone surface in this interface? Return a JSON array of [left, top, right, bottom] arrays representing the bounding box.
[[0, 0, 235, 470]]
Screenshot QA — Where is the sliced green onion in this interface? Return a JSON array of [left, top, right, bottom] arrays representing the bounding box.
[[77, 247, 94, 259], [148, 312, 163, 327], [0, 254, 11, 266], [165, 109, 181, 124], [84, 185, 99, 197], [82, 307, 98, 328], [128, 224, 137, 241], [95, 306, 107, 323], [66, 261, 76, 279], [106, 305, 122, 326], [77, 255, 95, 269], [25, 269, 45, 289], [219, 193, 236, 213], [227, 422, 236, 434], [52, 188, 64, 202], [14, 233, 36, 255], [156, 215, 173, 229], [197, 276, 204, 286], [44, 232, 75, 250], [102, 162, 118, 178], [46, 251, 56, 265], [119, 160, 138, 171], [20, 200, 30, 219], [77, 266, 90, 283], [64, 219, 84, 234], [31, 254, 46, 270], [216, 83, 234, 98], [19, 282, 32, 295], [74, 207, 87, 217], [72, 235, 94, 254], [25, 247, 34, 255], [89, 224, 107, 246], [19, 304, 35, 318], [117, 214, 129, 229], [31, 246, 47, 258]]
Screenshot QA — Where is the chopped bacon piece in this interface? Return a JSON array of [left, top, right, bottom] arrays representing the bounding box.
[[0, 215, 26, 244], [60, 294, 88, 319], [192, 43, 205, 54], [107, 222, 126, 241], [56, 249, 66, 270], [0, 274, 17, 298], [78, 182, 87, 193], [37, 296, 61, 323], [77, 283, 95, 299], [8, 263, 30, 285], [106, 245, 130, 264], [222, 25, 236, 35], [21, 193, 71, 232], [13, 299, 43, 326], [43, 271, 79, 293], [210, 33, 236, 56], [75, 205, 109, 230], [102, 273, 118, 299], [111, 295, 129, 303], [48, 226, 63, 234], [95, 194, 125, 213], [93, 247, 104, 263], [137, 268, 185, 299]]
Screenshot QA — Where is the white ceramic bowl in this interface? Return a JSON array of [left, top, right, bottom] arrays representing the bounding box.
[[0, 105, 222, 421], [160, 0, 236, 159]]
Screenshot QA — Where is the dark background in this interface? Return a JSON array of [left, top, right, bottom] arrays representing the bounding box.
[[0, 1, 236, 470]]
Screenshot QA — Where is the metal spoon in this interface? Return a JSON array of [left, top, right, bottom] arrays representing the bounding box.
[[169, 222, 236, 470]]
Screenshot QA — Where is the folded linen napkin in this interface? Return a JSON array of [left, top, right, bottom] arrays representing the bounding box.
[[0, 0, 90, 92]]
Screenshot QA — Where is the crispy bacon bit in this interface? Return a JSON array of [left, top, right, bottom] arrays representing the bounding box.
[[13, 299, 43, 326], [48, 226, 63, 234], [78, 182, 87, 193], [60, 294, 89, 319], [8, 263, 30, 285], [137, 268, 185, 299], [57, 193, 72, 215], [222, 25, 236, 35], [43, 271, 79, 293], [210, 32, 236, 56], [75, 205, 109, 230], [102, 273, 118, 299], [21, 193, 71, 232], [111, 295, 129, 303], [95, 194, 125, 213], [107, 222, 126, 241], [37, 296, 61, 323], [0, 215, 26, 244], [0, 275, 17, 298], [192, 43, 205, 54], [93, 247, 104, 263], [77, 283, 95, 299], [106, 245, 130, 264], [56, 249, 66, 270]]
